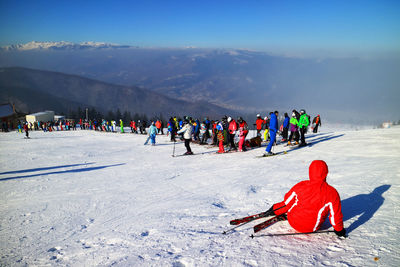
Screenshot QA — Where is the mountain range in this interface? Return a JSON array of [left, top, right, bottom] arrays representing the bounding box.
[[0, 67, 233, 118], [1, 41, 399, 123], [0, 41, 133, 51]]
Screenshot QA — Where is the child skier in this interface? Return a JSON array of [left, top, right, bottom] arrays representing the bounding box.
[[216, 122, 225, 153]]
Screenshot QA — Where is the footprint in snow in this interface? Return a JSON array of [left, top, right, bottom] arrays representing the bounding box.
[[141, 231, 149, 237], [212, 201, 226, 209], [172, 261, 186, 267]]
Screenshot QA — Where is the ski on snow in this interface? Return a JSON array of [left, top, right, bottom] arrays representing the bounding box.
[[252, 214, 287, 234], [255, 151, 287, 158], [229, 211, 271, 225], [223, 214, 286, 235]]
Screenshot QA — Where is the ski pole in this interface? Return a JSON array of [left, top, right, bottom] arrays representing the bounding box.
[[222, 219, 254, 235], [250, 230, 335, 238], [172, 140, 176, 157]]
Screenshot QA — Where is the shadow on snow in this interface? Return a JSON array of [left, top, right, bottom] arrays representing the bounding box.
[[341, 185, 391, 234], [0, 163, 125, 182], [0, 163, 95, 175], [307, 133, 345, 147], [321, 185, 391, 233]]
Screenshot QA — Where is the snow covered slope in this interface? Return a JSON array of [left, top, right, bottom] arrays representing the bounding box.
[[0, 127, 399, 266]]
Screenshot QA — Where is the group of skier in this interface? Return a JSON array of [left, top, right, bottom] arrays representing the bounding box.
[[165, 115, 251, 155], [17, 119, 78, 138], [159, 110, 323, 157]]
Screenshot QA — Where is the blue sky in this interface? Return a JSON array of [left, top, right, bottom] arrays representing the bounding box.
[[0, 0, 399, 56]]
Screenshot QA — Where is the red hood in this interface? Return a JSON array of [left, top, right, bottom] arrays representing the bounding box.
[[309, 160, 328, 183]]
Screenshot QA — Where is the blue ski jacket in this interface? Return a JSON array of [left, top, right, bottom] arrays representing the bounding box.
[[283, 117, 290, 128], [269, 113, 278, 133], [149, 125, 157, 136]]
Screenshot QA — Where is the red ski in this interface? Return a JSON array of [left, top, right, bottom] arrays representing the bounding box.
[[230, 211, 270, 225], [253, 214, 287, 234]]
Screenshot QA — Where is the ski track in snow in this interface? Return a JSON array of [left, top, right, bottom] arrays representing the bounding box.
[[0, 127, 399, 266]]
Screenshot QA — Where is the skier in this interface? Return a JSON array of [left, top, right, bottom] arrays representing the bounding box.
[[160, 120, 164, 135], [281, 113, 290, 142], [255, 114, 264, 137], [298, 109, 310, 147], [119, 119, 125, 133], [23, 122, 29, 138], [216, 121, 225, 153], [155, 120, 162, 134], [264, 111, 278, 156], [312, 115, 322, 133], [129, 120, 134, 133], [262, 160, 346, 237], [227, 117, 238, 151], [193, 119, 201, 142], [221, 116, 229, 146], [200, 118, 211, 145], [212, 120, 218, 146], [147, 121, 157, 145], [237, 117, 249, 152], [168, 117, 177, 142], [288, 110, 300, 146], [177, 119, 193, 155], [263, 116, 269, 142]]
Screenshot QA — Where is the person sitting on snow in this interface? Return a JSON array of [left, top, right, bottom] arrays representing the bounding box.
[[262, 160, 346, 237]]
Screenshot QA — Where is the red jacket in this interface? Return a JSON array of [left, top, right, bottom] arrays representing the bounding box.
[[273, 160, 344, 233], [255, 118, 264, 130], [238, 121, 248, 136], [228, 120, 237, 134]]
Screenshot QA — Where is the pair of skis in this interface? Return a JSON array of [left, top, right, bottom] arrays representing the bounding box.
[[224, 211, 335, 238], [223, 211, 287, 235]]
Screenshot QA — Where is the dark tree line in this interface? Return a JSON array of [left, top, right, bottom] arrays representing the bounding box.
[[66, 107, 167, 125]]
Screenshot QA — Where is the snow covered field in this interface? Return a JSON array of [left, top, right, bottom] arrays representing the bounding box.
[[0, 126, 399, 266]]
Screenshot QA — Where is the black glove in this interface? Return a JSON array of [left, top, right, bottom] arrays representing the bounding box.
[[263, 206, 275, 217], [334, 228, 347, 237]]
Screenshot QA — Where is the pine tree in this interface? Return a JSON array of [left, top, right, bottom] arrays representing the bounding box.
[[122, 111, 131, 123], [115, 109, 122, 121], [106, 110, 115, 121], [133, 113, 140, 122]]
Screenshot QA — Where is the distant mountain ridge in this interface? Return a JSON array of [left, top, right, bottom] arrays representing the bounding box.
[[0, 42, 399, 123], [0, 67, 234, 118], [1, 41, 133, 51]]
